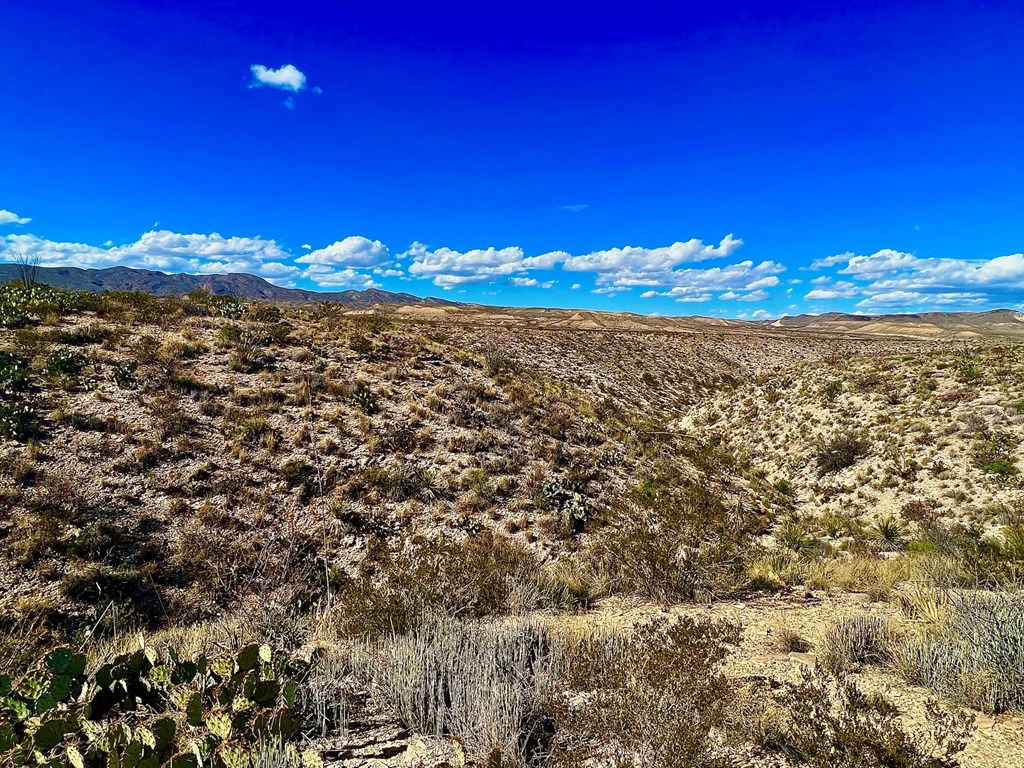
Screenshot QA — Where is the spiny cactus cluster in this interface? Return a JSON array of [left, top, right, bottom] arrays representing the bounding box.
[[0, 643, 323, 768]]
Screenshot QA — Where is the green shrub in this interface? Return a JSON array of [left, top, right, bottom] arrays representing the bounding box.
[[345, 381, 380, 414], [587, 477, 758, 602], [227, 327, 273, 373], [345, 461, 443, 503], [0, 283, 100, 327], [111, 360, 138, 389], [0, 350, 39, 440], [869, 515, 907, 551], [953, 352, 984, 383], [815, 432, 870, 476], [974, 430, 1020, 476], [46, 348, 89, 380], [775, 519, 816, 555]]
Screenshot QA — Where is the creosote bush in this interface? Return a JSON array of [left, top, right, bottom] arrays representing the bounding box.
[[335, 532, 584, 638], [588, 476, 759, 601], [547, 616, 741, 768], [747, 668, 973, 768]]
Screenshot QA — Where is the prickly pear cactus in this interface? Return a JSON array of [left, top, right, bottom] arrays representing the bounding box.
[[0, 642, 320, 768]]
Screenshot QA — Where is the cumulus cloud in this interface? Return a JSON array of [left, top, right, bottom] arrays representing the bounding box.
[[398, 234, 750, 293], [804, 280, 862, 300], [0, 210, 31, 226], [719, 289, 770, 302], [250, 64, 307, 92], [856, 291, 989, 310], [508, 277, 555, 288], [809, 247, 1024, 308], [560, 234, 743, 273], [745, 276, 780, 290], [808, 252, 854, 270], [404, 243, 529, 286], [296, 236, 390, 268], [299, 264, 380, 290], [0, 230, 297, 278]]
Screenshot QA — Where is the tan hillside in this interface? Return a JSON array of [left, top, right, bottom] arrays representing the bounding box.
[[2, 283, 1023, 768]]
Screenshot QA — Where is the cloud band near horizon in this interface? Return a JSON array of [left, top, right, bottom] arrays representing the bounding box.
[[1, 211, 1021, 317]]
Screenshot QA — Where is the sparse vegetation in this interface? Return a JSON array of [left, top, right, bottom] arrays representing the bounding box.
[[3, 284, 1023, 765]]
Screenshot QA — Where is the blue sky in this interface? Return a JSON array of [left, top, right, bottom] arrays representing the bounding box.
[[2, 0, 1023, 318]]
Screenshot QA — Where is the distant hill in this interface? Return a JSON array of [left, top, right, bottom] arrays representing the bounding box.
[[763, 309, 1024, 338], [0, 264, 456, 308]]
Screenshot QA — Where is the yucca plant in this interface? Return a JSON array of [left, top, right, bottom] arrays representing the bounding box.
[[776, 520, 816, 556], [870, 515, 907, 551]]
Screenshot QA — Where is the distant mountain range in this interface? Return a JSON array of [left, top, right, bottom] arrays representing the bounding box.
[[762, 309, 1024, 338], [3, 264, 1022, 338], [0, 264, 455, 308]]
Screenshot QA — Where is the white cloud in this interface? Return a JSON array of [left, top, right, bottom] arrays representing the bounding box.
[[405, 243, 528, 286], [839, 249, 921, 278], [745, 275, 779, 290], [398, 234, 745, 290], [809, 252, 854, 270], [856, 291, 989, 309], [602, 259, 785, 292], [301, 243, 312, 250], [561, 234, 742, 273], [300, 264, 380, 290], [719, 289, 770, 302], [811, 248, 1024, 307], [804, 280, 862, 300], [751, 309, 772, 319], [250, 64, 307, 92], [559, 204, 589, 212], [0, 230, 300, 282], [0, 210, 31, 226], [508, 277, 555, 288], [296, 236, 390, 268]]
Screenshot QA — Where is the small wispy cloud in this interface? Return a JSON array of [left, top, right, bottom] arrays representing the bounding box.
[[559, 203, 589, 213], [0, 209, 31, 226], [250, 64, 307, 92]]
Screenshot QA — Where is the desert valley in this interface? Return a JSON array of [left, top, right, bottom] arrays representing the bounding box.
[[2, 273, 1023, 767]]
